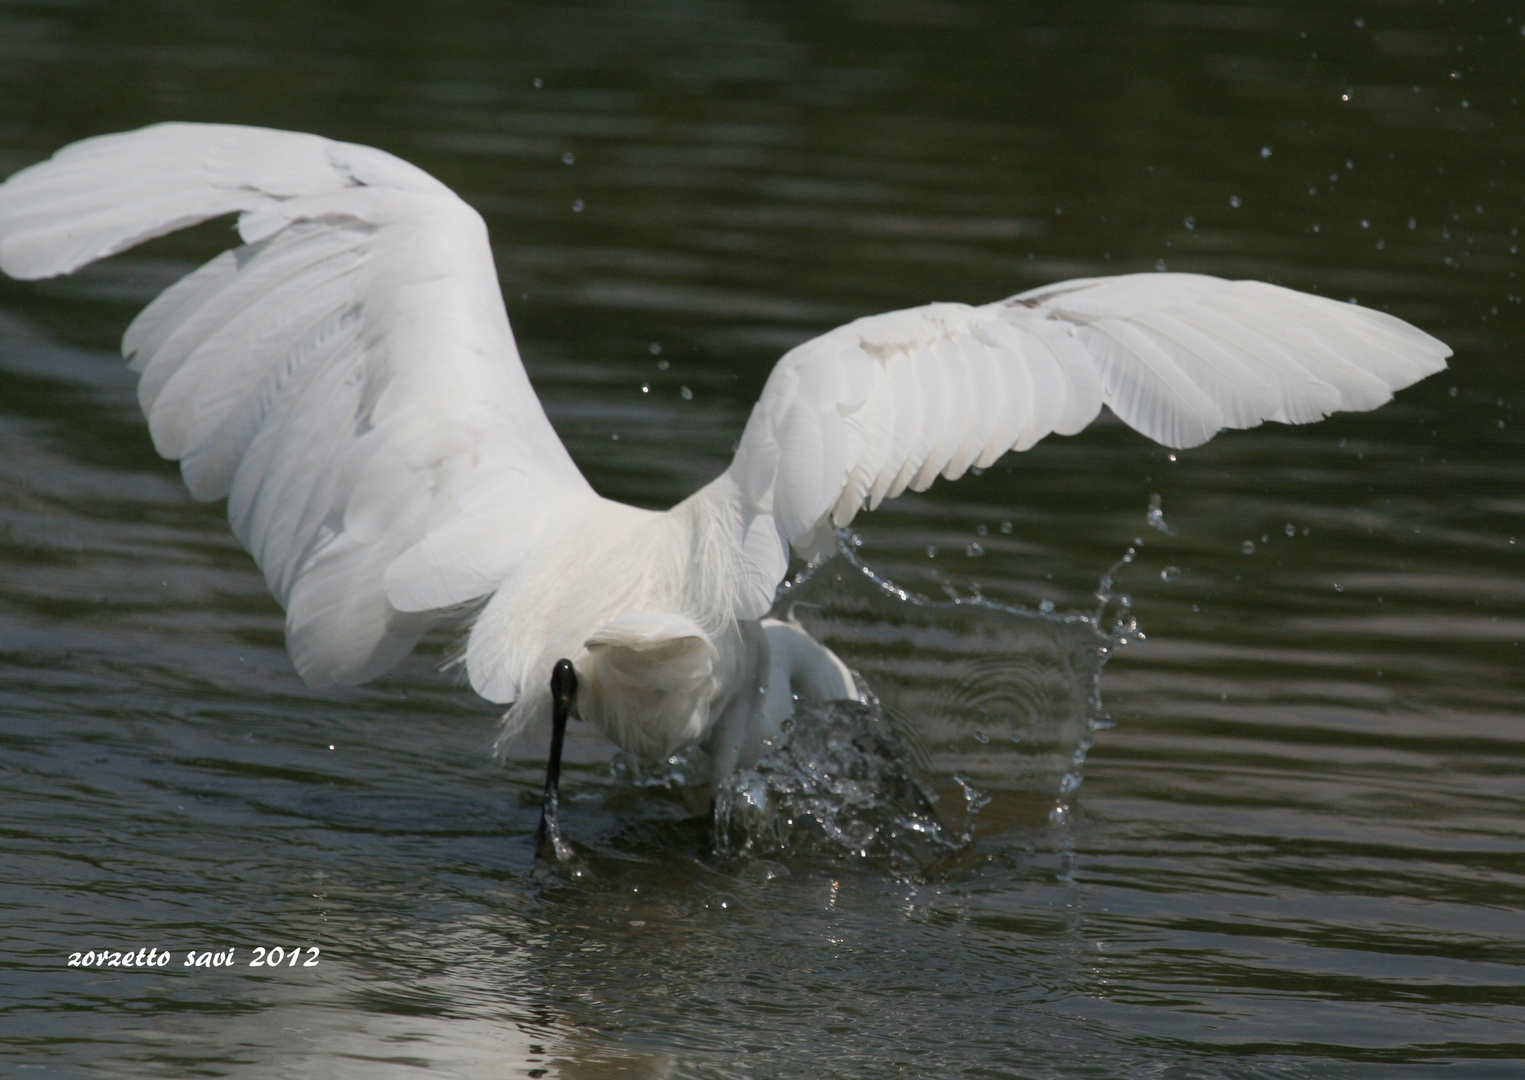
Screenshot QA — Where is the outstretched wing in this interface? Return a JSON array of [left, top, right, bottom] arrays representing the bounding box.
[[713, 272, 1450, 617], [0, 123, 597, 688]]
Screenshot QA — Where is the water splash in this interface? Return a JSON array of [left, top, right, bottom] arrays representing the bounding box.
[[712, 693, 958, 876], [610, 743, 706, 790], [711, 538, 1139, 869], [1146, 492, 1177, 535], [536, 790, 581, 865]]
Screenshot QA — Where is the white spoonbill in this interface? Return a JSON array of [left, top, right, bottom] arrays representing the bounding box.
[[0, 124, 1449, 832]]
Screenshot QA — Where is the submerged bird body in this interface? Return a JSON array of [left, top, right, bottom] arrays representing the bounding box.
[[0, 124, 1450, 787]]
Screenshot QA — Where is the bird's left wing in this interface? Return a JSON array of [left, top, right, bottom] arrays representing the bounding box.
[[707, 273, 1449, 618], [0, 123, 598, 690]]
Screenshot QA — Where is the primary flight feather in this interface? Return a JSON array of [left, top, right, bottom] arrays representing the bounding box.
[[0, 123, 1450, 783]]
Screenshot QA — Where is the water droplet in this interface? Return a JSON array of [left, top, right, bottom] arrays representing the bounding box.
[[571, 198, 584, 212], [611, 431, 620, 441], [972, 730, 989, 744], [1167, 453, 1177, 462], [1146, 493, 1176, 535], [975, 523, 988, 536], [954, 772, 992, 814], [1039, 599, 1055, 613], [562, 151, 575, 165], [999, 521, 1013, 534], [1360, 219, 1370, 228], [966, 542, 985, 558], [533, 77, 543, 89], [640, 383, 650, 393], [1353, 17, 1364, 27], [1242, 540, 1256, 554], [925, 545, 938, 558], [1260, 145, 1273, 158], [1334, 583, 1344, 592], [1183, 215, 1196, 230], [1229, 195, 1241, 208], [1261, 534, 1269, 544], [649, 342, 662, 356], [1160, 566, 1180, 582], [656, 359, 669, 371], [680, 385, 693, 401], [1284, 523, 1296, 537]]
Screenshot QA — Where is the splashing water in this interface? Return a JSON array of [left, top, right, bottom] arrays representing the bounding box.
[[1146, 492, 1177, 535], [710, 538, 1140, 872], [712, 694, 956, 876]]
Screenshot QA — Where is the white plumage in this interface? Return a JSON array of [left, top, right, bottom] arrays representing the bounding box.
[[0, 124, 1450, 782]]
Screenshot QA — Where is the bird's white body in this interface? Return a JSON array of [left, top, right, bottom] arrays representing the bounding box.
[[463, 478, 855, 775], [0, 124, 1449, 785]]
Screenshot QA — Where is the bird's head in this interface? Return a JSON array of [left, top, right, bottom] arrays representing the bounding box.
[[573, 611, 720, 762]]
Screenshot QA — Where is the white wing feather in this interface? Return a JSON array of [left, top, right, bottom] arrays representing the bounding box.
[[714, 272, 1449, 617], [0, 123, 597, 692], [0, 126, 1452, 709]]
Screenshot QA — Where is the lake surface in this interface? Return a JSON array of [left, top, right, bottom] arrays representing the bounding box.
[[1, 1, 1522, 1076]]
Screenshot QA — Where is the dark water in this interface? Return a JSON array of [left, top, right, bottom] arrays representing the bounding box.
[[2, 1, 1523, 1076]]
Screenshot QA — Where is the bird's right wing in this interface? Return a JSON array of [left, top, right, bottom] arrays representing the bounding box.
[[0, 123, 599, 694], [709, 273, 1450, 618]]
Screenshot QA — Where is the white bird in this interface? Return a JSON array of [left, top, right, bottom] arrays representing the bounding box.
[[0, 124, 1449, 807]]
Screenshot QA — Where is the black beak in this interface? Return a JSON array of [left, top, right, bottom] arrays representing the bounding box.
[[534, 658, 577, 859]]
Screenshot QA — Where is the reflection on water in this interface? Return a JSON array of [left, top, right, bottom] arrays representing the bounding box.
[[2, 0, 1523, 1076]]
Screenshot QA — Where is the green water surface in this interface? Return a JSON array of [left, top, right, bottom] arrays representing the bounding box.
[[1, 1, 1521, 1076]]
